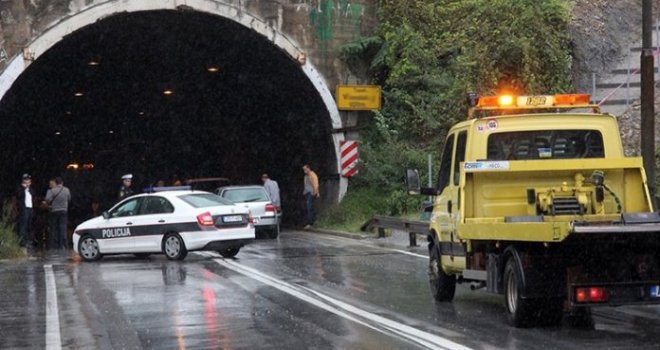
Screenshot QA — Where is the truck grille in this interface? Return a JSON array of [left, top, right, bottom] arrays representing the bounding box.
[[551, 197, 583, 215]]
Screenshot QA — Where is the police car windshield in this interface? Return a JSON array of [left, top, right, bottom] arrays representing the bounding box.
[[179, 193, 233, 207]]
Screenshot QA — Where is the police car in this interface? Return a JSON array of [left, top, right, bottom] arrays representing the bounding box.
[[72, 189, 255, 262]]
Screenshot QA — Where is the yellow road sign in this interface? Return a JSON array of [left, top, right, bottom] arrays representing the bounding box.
[[336, 85, 381, 110]]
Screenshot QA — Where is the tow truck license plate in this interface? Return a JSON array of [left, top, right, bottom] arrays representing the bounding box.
[[223, 215, 243, 223], [651, 285, 659, 298]]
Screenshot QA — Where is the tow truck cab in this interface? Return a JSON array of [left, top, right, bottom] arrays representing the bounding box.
[[407, 93, 660, 327]]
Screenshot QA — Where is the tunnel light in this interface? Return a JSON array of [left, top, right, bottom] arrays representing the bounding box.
[[88, 60, 100, 66], [139, 111, 145, 116], [55, 131, 61, 136], [65, 111, 72, 115], [66, 163, 79, 170], [109, 130, 114, 134], [163, 89, 174, 95], [74, 92, 84, 97], [207, 66, 220, 73]]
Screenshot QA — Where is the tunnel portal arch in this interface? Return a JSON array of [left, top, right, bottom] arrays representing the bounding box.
[[0, 0, 348, 205]]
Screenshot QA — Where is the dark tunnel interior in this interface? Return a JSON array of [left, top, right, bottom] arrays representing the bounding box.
[[0, 10, 336, 227]]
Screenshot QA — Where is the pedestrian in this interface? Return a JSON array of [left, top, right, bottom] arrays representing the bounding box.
[[302, 164, 319, 229], [118, 174, 134, 200], [44, 177, 71, 250], [172, 174, 182, 186], [261, 173, 281, 210], [15, 173, 34, 248]]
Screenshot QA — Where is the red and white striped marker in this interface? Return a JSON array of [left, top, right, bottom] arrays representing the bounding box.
[[340, 140, 359, 178]]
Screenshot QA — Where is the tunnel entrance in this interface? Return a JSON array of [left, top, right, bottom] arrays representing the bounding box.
[[0, 9, 339, 227]]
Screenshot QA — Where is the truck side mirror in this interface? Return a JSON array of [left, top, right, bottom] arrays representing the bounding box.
[[406, 169, 422, 195]]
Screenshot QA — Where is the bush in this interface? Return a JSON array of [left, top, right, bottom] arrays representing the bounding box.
[[0, 201, 23, 259]]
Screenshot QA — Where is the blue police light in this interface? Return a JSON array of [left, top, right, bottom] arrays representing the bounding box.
[[143, 185, 192, 193]]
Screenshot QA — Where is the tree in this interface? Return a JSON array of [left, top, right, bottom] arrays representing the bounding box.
[[341, 0, 573, 192]]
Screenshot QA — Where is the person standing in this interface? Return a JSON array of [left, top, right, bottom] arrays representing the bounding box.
[[118, 174, 134, 200], [261, 173, 281, 210], [45, 177, 71, 250], [15, 173, 34, 248], [302, 164, 319, 229]]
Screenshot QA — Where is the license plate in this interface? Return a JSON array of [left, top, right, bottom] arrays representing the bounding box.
[[222, 215, 243, 223], [651, 285, 659, 298]]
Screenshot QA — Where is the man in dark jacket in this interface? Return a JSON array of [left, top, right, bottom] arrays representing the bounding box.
[[16, 173, 34, 247], [45, 177, 71, 250]]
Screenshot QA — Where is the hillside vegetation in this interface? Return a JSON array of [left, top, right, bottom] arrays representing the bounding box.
[[320, 0, 574, 230]]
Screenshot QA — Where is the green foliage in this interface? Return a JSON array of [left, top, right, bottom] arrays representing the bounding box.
[[317, 187, 423, 232], [339, 0, 573, 197], [316, 187, 389, 232], [0, 201, 23, 259]]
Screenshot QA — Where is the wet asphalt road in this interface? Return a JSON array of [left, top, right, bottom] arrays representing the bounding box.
[[1, 230, 659, 350]]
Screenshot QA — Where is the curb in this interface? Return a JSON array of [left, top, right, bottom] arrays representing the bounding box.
[[306, 227, 372, 240]]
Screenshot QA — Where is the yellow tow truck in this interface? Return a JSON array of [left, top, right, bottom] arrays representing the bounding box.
[[406, 93, 660, 327]]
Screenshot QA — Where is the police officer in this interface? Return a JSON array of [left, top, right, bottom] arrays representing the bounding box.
[[16, 173, 34, 247], [118, 174, 134, 200]]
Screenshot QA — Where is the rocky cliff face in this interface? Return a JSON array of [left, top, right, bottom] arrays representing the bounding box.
[[569, 0, 660, 156]]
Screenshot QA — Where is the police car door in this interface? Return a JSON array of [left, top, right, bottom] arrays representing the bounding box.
[[98, 197, 142, 253], [132, 196, 175, 252]]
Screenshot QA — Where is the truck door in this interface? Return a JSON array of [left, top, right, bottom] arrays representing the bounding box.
[[435, 130, 468, 272]]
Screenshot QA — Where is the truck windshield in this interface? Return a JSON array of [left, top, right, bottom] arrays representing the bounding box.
[[487, 130, 604, 160]]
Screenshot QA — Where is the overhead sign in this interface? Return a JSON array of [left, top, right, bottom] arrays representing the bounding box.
[[336, 85, 381, 111]]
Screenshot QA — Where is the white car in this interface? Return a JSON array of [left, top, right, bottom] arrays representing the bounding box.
[[215, 186, 281, 239], [73, 190, 255, 261]]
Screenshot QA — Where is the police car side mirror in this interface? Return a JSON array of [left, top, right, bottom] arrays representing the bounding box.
[[102, 211, 110, 220]]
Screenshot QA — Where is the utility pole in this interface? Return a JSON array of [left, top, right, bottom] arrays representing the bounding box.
[[641, 0, 656, 206]]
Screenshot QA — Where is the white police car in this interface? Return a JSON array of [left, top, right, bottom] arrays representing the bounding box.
[[73, 190, 255, 261]]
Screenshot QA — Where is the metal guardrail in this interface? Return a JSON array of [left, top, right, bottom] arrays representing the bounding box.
[[361, 215, 430, 247]]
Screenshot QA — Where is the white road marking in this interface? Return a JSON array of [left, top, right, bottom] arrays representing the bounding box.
[[389, 249, 428, 259], [206, 253, 471, 350], [44, 264, 62, 350]]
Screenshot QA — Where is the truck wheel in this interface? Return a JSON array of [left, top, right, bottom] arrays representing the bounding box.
[[504, 258, 537, 327], [429, 244, 456, 301]]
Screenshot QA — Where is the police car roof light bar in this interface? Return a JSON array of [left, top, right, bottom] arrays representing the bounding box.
[[143, 185, 193, 193]]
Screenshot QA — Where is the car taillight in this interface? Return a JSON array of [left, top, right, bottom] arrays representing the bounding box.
[[197, 212, 214, 226], [575, 287, 608, 303], [265, 203, 275, 213]]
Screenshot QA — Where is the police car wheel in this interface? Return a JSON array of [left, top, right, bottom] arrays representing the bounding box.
[[219, 247, 240, 258], [78, 235, 102, 262], [163, 233, 188, 261]]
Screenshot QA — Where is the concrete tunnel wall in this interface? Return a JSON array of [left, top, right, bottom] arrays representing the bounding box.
[[0, 0, 378, 220]]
